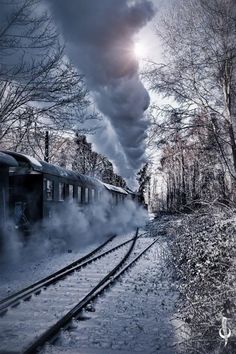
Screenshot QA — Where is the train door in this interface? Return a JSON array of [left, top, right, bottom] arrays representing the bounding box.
[[0, 153, 18, 247], [0, 168, 9, 238], [9, 174, 43, 233]]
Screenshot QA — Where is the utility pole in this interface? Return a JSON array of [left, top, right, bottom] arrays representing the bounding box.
[[44, 130, 49, 162]]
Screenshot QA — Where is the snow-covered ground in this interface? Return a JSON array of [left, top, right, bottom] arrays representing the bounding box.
[[0, 234, 145, 353], [151, 210, 236, 353], [4, 211, 233, 353], [42, 222, 179, 354], [0, 217, 182, 354]]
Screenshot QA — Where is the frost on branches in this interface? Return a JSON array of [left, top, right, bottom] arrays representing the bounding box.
[[157, 208, 236, 353]]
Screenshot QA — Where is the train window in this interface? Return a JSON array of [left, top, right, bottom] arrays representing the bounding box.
[[85, 187, 89, 204], [45, 179, 54, 201], [59, 182, 66, 201], [77, 186, 82, 203], [69, 185, 74, 200], [97, 190, 102, 201], [91, 189, 95, 202]]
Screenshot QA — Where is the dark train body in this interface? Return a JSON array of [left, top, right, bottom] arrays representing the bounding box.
[[0, 151, 139, 236]]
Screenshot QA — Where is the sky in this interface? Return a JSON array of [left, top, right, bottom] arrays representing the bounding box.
[[46, 0, 167, 187]]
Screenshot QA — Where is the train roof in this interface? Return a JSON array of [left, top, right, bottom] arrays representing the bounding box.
[[40, 161, 103, 188], [1, 151, 104, 189], [2, 151, 129, 193], [124, 187, 141, 196], [102, 182, 128, 195], [124, 187, 135, 195], [0, 152, 19, 168]]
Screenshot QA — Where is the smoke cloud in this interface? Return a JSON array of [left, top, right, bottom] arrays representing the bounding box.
[[0, 197, 148, 264], [48, 0, 155, 183]]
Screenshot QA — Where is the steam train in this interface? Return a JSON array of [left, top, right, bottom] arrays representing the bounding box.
[[0, 150, 139, 235]]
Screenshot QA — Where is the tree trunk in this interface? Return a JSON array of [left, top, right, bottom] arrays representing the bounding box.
[[228, 123, 236, 174]]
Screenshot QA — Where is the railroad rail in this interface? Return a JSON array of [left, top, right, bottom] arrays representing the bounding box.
[[0, 235, 112, 309], [0, 229, 156, 354], [0, 234, 133, 314]]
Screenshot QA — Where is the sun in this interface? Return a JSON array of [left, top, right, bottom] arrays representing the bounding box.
[[134, 41, 146, 59]]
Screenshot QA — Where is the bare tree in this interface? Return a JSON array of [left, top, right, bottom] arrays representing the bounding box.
[[148, 105, 232, 211], [145, 0, 236, 209], [71, 133, 126, 187], [146, 0, 236, 176], [0, 0, 91, 152]]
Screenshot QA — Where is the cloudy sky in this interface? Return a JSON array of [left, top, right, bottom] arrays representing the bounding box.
[[46, 0, 167, 186]]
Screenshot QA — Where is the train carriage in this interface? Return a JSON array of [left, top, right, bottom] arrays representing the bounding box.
[[0, 150, 137, 236], [0, 151, 106, 232]]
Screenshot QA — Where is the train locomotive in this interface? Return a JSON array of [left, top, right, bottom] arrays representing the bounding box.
[[0, 150, 139, 237]]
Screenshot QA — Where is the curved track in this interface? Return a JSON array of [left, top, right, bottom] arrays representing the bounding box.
[[0, 234, 133, 314], [0, 229, 156, 354]]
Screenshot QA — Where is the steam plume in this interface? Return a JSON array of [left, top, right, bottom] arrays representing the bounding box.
[[48, 0, 155, 183], [1, 198, 148, 264]]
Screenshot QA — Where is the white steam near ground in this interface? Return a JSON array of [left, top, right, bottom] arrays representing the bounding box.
[[47, 0, 155, 186], [1, 197, 148, 265]]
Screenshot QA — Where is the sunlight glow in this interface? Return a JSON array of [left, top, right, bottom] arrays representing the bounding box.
[[134, 41, 146, 59]]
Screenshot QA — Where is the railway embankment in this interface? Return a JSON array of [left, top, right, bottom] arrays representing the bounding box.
[[151, 209, 236, 353]]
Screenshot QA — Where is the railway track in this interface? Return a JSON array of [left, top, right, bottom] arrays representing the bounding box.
[[0, 229, 155, 354], [0, 233, 134, 314]]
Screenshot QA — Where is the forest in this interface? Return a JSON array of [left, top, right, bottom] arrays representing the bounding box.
[[144, 0, 236, 213]]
